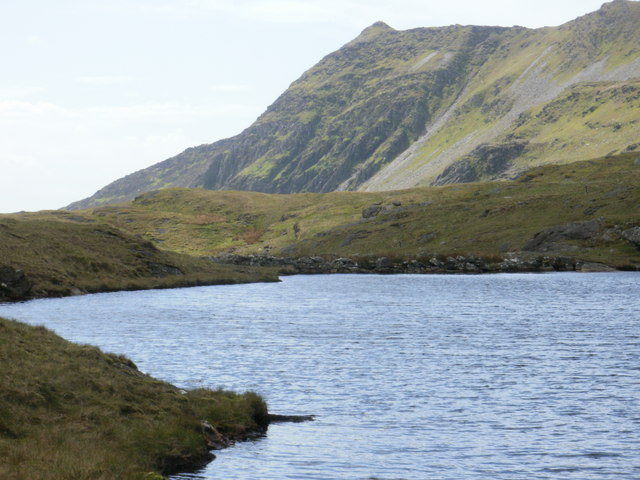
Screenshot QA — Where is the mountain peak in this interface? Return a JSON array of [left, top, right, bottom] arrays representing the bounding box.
[[599, 0, 639, 13], [359, 21, 394, 37]]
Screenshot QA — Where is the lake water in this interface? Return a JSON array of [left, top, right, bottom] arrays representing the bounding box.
[[1, 273, 639, 479]]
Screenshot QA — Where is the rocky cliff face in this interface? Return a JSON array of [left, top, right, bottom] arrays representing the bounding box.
[[68, 0, 640, 210]]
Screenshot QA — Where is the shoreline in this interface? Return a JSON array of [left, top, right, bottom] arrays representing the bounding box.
[[0, 265, 280, 303], [0, 317, 277, 479], [210, 252, 635, 275], [2, 252, 635, 304]]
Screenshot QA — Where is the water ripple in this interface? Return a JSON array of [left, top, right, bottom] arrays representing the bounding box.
[[0, 272, 638, 479]]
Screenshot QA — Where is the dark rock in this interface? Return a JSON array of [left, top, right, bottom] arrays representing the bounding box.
[[419, 232, 436, 242], [148, 263, 184, 277], [433, 141, 527, 185], [362, 204, 384, 218], [0, 265, 33, 301], [340, 230, 370, 247], [331, 258, 358, 271], [209, 252, 599, 275], [522, 218, 603, 252], [201, 421, 232, 450], [622, 227, 640, 248], [583, 205, 603, 216], [376, 257, 393, 268], [577, 262, 616, 272], [268, 414, 315, 423]]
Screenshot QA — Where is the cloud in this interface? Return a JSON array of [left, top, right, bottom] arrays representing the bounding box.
[[185, 0, 372, 25], [0, 96, 261, 212], [210, 83, 250, 93], [0, 100, 72, 118], [179, 0, 607, 29], [26, 35, 41, 45], [0, 86, 45, 101], [76, 75, 132, 86], [84, 101, 256, 121]]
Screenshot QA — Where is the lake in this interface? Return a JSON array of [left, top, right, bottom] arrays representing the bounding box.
[[1, 273, 639, 479]]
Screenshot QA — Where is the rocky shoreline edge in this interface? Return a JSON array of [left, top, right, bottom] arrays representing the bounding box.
[[178, 414, 315, 476], [209, 252, 635, 275]]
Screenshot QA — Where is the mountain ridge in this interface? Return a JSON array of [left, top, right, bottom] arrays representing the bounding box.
[[68, 0, 640, 210]]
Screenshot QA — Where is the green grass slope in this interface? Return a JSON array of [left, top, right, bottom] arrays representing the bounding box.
[[70, 153, 640, 269], [0, 317, 269, 479], [0, 213, 277, 301]]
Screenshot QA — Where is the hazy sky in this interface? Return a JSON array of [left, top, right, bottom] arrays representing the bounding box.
[[0, 0, 611, 213]]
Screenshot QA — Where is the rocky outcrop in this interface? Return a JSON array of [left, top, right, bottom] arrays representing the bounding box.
[[622, 226, 640, 248], [0, 265, 32, 301], [432, 141, 528, 185], [201, 421, 233, 451], [361, 201, 402, 218], [577, 261, 617, 272], [522, 218, 604, 252]]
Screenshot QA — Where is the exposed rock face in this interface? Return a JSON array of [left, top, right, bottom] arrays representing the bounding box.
[[522, 219, 604, 252], [362, 203, 384, 219], [0, 265, 32, 301], [201, 421, 232, 451], [622, 226, 640, 248], [432, 141, 528, 185], [577, 262, 617, 272], [147, 262, 184, 277]]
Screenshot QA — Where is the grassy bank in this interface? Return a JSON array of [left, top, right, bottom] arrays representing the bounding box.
[[0, 214, 278, 301], [0, 317, 268, 479], [65, 153, 640, 269]]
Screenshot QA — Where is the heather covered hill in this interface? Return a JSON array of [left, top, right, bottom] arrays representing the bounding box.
[[69, 1, 640, 209]]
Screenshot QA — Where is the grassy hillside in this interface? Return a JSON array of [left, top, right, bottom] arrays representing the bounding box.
[[0, 213, 277, 301], [0, 317, 269, 479], [67, 153, 640, 269], [69, 1, 640, 209]]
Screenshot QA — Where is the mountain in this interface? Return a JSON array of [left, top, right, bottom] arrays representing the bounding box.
[[68, 0, 640, 210]]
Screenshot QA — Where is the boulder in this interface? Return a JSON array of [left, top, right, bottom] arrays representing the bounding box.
[[522, 218, 603, 252], [201, 421, 232, 450], [0, 265, 33, 301], [362, 204, 384, 218], [578, 262, 616, 272], [622, 227, 640, 248]]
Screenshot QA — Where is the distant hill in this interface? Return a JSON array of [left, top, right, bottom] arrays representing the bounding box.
[[64, 153, 640, 271], [69, 0, 640, 210]]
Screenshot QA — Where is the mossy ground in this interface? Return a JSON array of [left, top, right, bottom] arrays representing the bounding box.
[[0, 317, 268, 479]]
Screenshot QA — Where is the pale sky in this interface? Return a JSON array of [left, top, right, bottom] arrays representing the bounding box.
[[0, 0, 611, 213]]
